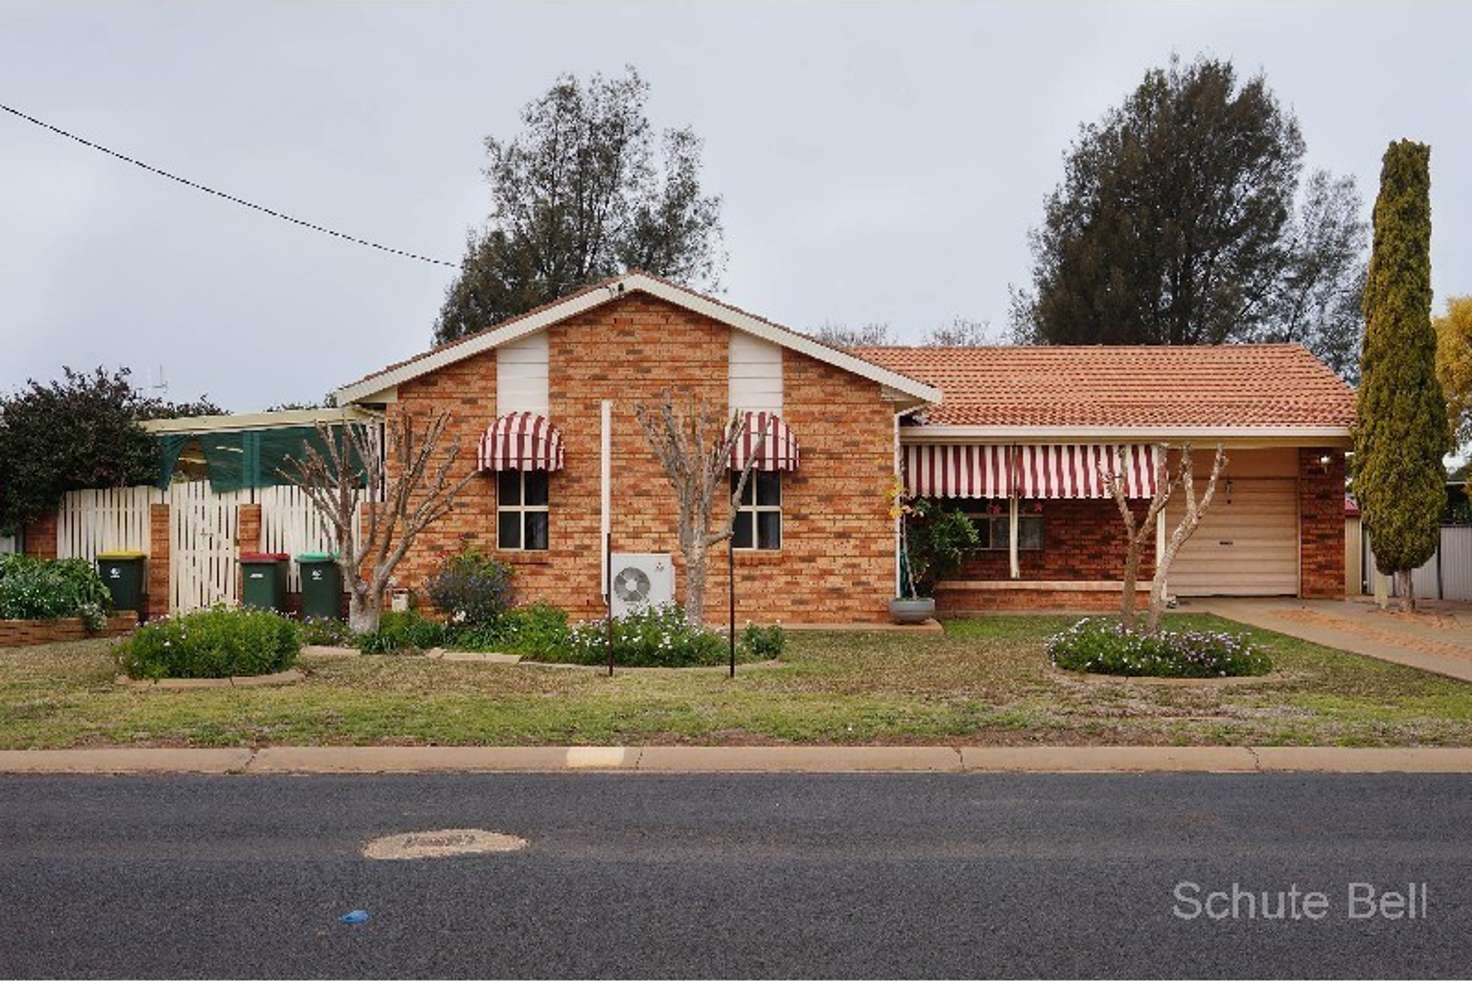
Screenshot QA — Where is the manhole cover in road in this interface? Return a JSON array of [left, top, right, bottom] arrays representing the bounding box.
[[362, 829, 528, 860]]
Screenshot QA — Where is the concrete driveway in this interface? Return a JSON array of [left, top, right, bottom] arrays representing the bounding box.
[[1191, 597, 1472, 683]]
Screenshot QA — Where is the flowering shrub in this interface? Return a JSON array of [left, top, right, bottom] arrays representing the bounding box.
[[0, 554, 113, 622], [356, 610, 446, 654], [528, 603, 728, 667], [299, 616, 353, 647], [114, 606, 300, 679], [451, 603, 571, 658], [740, 621, 786, 659], [1047, 617, 1270, 678], [426, 549, 514, 626]]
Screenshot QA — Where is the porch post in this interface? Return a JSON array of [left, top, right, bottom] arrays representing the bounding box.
[[1156, 508, 1167, 596], [1008, 496, 1020, 579]]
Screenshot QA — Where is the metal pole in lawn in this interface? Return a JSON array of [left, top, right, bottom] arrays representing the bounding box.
[[606, 530, 614, 677], [728, 532, 736, 678]]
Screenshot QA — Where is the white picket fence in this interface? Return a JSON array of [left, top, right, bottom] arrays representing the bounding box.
[[56, 486, 165, 562], [46, 479, 371, 614]]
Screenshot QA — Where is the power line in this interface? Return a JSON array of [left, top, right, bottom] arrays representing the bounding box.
[[1, 101, 462, 269]]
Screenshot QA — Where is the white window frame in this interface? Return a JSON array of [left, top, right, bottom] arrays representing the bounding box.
[[732, 471, 782, 551], [497, 470, 550, 551]]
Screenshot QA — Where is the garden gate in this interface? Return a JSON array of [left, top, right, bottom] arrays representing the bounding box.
[[169, 481, 250, 612]]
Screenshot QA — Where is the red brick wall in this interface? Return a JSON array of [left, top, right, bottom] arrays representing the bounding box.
[[21, 512, 57, 559], [952, 498, 1157, 581], [148, 504, 170, 620], [1299, 447, 1346, 599], [384, 293, 897, 623], [0, 612, 137, 648]]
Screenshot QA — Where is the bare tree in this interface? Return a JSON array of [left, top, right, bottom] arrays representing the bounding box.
[[1098, 444, 1172, 631], [812, 321, 893, 348], [1099, 443, 1229, 633], [634, 390, 762, 624], [281, 412, 475, 633], [1146, 445, 1228, 633]]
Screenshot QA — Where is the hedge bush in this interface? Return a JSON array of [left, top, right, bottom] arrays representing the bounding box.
[[115, 606, 300, 680], [1047, 617, 1270, 678], [0, 554, 112, 622]]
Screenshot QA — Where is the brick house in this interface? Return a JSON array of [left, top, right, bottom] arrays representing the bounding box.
[[334, 272, 1354, 623]]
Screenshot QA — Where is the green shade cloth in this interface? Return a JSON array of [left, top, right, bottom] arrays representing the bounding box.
[[155, 434, 191, 489], [155, 425, 368, 492]]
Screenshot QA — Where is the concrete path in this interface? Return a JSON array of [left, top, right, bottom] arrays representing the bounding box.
[[1194, 597, 1472, 683], [5, 744, 1472, 774]]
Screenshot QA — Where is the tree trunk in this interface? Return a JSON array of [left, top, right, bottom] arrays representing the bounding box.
[[684, 534, 708, 625], [1119, 541, 1140, 631], [1402, 570, 1417, 612], [348, 585, 380, 634]]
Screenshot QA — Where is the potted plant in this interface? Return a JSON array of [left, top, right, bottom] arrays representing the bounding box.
[[888, 480, 979, 623]]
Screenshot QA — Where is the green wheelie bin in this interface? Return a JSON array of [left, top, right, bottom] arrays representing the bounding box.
[[96, 551, 146, 614], [297, 552, 342, 620], [240, 552, 289, 612]]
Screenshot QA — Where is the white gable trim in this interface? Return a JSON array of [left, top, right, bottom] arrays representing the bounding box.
[[333, 273, 942, 407]]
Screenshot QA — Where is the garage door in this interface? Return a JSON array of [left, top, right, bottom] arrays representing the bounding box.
[[1166, 478, 1298, 596]]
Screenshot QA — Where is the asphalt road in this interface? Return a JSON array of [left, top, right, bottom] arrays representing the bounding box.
[[1, 772, 1469, 978]]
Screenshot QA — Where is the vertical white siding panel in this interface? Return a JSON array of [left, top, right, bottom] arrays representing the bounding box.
[[496, 330, 550, 416], [728, 333, 782, 415]]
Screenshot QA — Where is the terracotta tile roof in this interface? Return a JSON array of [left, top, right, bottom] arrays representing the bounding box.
[[853, 343, 1355, 429]]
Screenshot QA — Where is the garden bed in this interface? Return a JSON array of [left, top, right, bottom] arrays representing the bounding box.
[[3, 614, 1472, 748], [0, 612, 137, 648]]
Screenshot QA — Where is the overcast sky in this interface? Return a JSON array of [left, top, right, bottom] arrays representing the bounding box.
[[3, 1, 1469, 412]]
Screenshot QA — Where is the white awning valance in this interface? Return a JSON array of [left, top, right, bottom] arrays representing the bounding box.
[[904, 444, 1159, 499], [729, 412, 800, 472], [477, 412, 565, 471]]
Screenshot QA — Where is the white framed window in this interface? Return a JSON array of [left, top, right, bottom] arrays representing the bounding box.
[[732, 471, 781, 550], [498, 470, 549, 551], [958, 506, 1044, 551]]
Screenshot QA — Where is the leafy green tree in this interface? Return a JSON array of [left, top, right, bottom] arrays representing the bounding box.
[[1434, 295, 1472, 450], [0, 367, 218, 533], [1354, 140, 1451, 609], [434, 67, 724, 344], [1011, 54, 1367, 377]]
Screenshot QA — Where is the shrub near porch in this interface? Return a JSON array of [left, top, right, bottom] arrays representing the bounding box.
[[4, 615, 1472, 748]]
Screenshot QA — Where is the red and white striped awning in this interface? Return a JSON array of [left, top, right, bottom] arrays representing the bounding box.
[[903, 444, 1013, 498], [904, 444, 1159, 499], [1012, 444, 1158, 499], [477, 412, 565, 472], [729, 412, 800, 471]]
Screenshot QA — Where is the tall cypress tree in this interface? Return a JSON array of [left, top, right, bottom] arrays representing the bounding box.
[[1354, 140, 1450, 608]]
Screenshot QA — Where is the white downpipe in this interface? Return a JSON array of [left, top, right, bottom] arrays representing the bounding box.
[[600, 399, 612, 598], [1008, 496, 1020, 580]]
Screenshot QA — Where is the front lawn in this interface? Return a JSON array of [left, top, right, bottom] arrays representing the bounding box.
[[3, 614, 1471, 749]]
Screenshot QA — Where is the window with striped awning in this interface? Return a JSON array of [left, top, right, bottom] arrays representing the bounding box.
[[477, 412, 565, 472], [903, 444, 1159, 499], [729, 411, 800, 472]]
